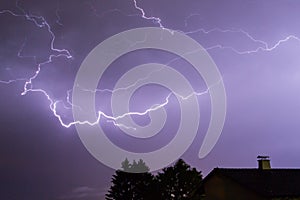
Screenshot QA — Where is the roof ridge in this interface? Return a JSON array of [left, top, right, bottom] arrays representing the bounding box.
[[203, 167, 300, 198]]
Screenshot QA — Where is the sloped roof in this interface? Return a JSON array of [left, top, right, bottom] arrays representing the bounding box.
[[204, 168, 300, 198]]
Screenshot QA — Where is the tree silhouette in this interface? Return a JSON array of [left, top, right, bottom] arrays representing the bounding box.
[[153, 159, 202, 199], [105, 158, 154, 200], [106, 159, 203, 200]]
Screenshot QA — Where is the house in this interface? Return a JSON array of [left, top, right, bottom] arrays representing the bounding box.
[[201, 156, 300, 200]]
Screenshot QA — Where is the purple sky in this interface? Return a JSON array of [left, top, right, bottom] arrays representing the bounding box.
[[1, 0, 300, 199]]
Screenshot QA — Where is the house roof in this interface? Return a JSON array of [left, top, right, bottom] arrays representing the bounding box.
[[203, 168, 300, 198]]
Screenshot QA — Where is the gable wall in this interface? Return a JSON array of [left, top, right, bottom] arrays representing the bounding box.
[[203, 174, 266, 200]]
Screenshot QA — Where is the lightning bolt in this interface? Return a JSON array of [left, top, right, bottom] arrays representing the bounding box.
[[61, 84, 213, 129], [1, 0, 299, 130], [131, 2, 300, 54], [0, 78, 27, 84], [132, 0, 163, 29], [0, 1, 210, 130], [202, 32, 300, 54], [0, 3, 73, 95], [182, 14, 300, 54], [132, 0, 175, 34], [0, 2, 73, 127]]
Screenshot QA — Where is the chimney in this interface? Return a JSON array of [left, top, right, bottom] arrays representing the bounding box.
[[257, 155, 271, 170]]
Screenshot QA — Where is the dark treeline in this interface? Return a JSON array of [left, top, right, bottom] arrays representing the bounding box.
[[106, 159, 203, 200]]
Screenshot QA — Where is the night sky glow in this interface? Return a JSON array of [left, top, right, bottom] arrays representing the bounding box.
[[1, 0, 300, 199]]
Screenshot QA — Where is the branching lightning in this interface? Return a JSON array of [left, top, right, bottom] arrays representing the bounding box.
[[182, 15, 300, 54], [133, 0, 164, 29], [202, 32, 300, 54], [0, 78, 27, 84], [130, 3, 300, 54], [1, 0, 300, 130]]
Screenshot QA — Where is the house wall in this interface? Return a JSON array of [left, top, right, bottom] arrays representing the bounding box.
[[203, 174, 266, 200]]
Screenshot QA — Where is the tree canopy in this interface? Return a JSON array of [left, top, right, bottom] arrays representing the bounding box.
[[155, 159, 202, 199], [105, 158, 154, 200], [105, 159, 203, 200]]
